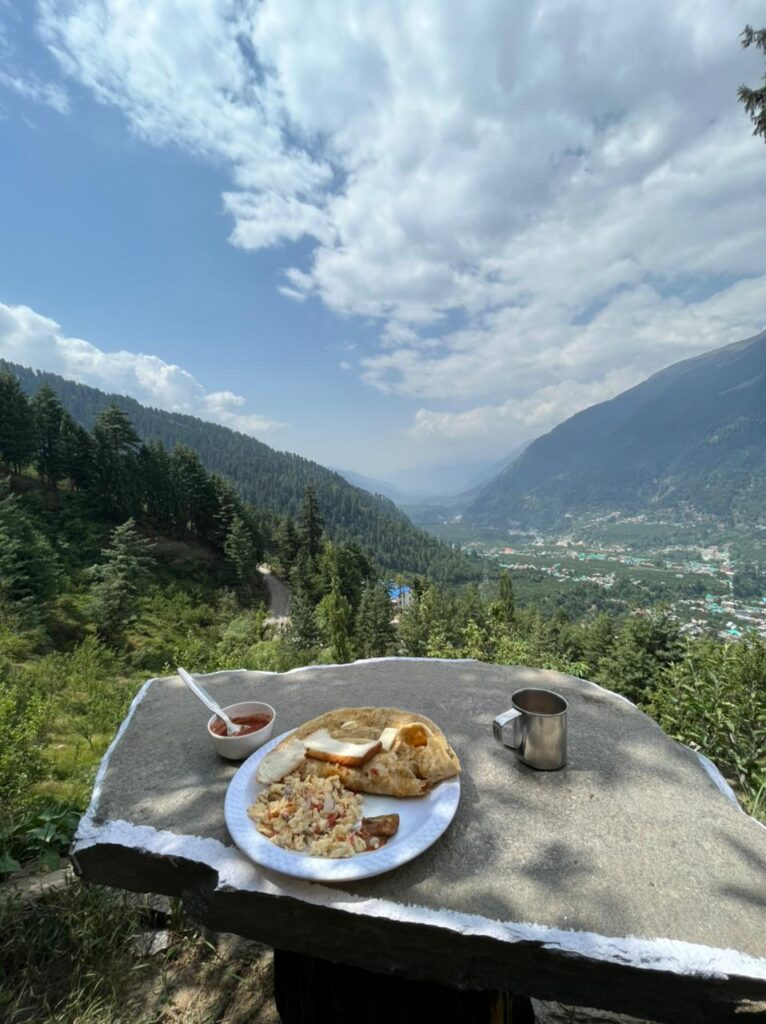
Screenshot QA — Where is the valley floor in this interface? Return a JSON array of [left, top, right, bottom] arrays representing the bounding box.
[[425, 520, 766, 639]]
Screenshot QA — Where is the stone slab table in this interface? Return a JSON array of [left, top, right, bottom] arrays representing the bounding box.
[[71, 659, 766, 1023]]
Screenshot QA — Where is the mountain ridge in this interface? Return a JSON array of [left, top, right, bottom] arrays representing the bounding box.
[[465, 329, 766, 530]]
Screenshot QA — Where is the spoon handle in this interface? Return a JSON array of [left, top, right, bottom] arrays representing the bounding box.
[[177, 667, 241, 734]]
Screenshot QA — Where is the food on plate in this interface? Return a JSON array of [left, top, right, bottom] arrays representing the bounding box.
[[358, 814, 400, 844], [255, 737, 307, 785], [256, 706, 460, 797], [304, 728, 382, 767], [209, 712, 272, 737], [248, 774, 399, 858]]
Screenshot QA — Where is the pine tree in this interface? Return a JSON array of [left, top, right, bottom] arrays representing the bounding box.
[[87, 518, 154, 646], [316, 572, 354, 662], [0, 372, 37, 473], [92, 402, 140, 454], [275, 516, 300, 576], [583, 613, 617, 676], [355, 581, 395, 658], [332, 541, 375, 614], [498, 572, 515, 626], [138, 441, 177, 529], [488, 571, 515, 635], [212, 475, 243, 547], [170, 445, 218, 540], [225, 515, 259, 603], [298, 484, 324, 560], [419, 583, 455, 647], [242, 507, 264, 565], [31, 383, 66, 484], [92, 404, 141, 518], [0, 488, 60, 621], [290, 548, 320, 605], [288, 579, 321, 648], [458, 582, 485, 630], [398, 598, 428, 656], [60, 416, 95, 489]]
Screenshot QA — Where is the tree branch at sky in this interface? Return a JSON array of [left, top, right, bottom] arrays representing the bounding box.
[[738, 25, 766, 142]]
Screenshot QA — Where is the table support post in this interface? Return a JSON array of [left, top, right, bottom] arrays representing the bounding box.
[[273, 949, 535, 1024]]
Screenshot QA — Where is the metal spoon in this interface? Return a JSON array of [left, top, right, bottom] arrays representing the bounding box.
[[176, 667, 244, 735]]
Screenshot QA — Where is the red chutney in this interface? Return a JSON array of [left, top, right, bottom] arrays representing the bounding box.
[[210, 713, 272, 737]]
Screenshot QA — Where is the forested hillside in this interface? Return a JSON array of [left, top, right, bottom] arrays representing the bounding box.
[[466, 330, 766, 530], [1, 361, 480, 582]]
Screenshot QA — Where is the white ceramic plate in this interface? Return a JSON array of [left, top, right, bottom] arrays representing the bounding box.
[[225, 728, 461, 882]]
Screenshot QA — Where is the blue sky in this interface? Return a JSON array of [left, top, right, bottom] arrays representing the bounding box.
[[1, 1, 764, 489]]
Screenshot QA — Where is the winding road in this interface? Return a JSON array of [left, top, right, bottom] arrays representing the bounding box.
[[258, 564, 290, 624]]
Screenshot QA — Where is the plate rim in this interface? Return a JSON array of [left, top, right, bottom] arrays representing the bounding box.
[[224, 727, 461, 882]]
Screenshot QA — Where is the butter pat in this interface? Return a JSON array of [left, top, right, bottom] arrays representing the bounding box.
[[379, 726, 399, 752]]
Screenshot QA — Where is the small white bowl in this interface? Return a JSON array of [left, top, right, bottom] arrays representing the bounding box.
[[207, 700, 276, 761]]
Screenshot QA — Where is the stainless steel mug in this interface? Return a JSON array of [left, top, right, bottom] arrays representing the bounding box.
[[493, 688, 567, 770]]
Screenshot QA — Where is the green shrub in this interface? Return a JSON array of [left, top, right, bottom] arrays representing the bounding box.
[[0, 669, 45, 834], [596, 611, 683, 704], [0, 619, 47, 663], [1, 801, 81, 875], [650, 635, 766, 817], [245, 637, 308, 673], [214, 609, 267, 666], [58, 638, 131, 750], [169, 628, 220, 675]]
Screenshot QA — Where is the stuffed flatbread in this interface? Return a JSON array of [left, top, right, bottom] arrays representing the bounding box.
[[256, 706, 460, 797]]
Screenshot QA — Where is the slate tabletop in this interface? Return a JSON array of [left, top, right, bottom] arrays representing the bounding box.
[[71, 659, 766, 1024]]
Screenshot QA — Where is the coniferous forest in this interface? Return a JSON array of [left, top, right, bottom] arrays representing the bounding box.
[[1, 367, 765, 1022], [0, 360, 482, 583]]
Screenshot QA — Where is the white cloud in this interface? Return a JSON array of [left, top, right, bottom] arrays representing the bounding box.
[[38, 0, 331, 240], [34, 0, 766, 454], [406, 274, 766, 442], [0, 4, 70, 113], [410, 370, 649, 443], [0, 69, 70, 113], [0, 303, 284, 435]]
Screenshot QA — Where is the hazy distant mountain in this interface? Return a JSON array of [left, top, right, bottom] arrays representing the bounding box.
[[332, 468, 420, 504], [461, 443, 530, 492], [388, 456, 522, 496], [1, 360, 481, 582], [465, 330, 766, 530], [337, 444, 528, 507]]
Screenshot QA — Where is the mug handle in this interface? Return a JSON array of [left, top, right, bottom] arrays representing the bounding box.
[[493, 708, 522, 748]]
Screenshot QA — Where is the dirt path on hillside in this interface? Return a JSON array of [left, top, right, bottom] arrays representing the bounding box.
[[258, 564, 290, 624]]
